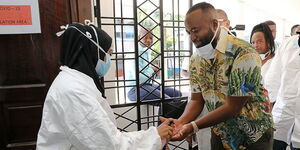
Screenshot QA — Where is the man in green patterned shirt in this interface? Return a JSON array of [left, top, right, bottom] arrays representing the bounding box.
[[169, 2, 274, 150]]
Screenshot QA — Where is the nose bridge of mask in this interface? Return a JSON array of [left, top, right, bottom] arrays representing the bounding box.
[[68, 26, 107, 58]]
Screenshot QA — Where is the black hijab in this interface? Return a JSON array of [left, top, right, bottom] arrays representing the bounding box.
[[60, 23, 112, 97]]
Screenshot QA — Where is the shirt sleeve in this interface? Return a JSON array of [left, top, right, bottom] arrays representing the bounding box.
[[228, 51, 263, 97], [292, 73, 300, 148], [189, 55, 202, 93], [57, 89, 162, 150]]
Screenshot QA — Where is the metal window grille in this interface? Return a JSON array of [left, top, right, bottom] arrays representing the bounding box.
[[94, 0, 194, 149]]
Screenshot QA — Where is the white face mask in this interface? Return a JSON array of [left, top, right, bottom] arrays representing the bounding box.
[[259, 50, 271, 60], [259, 54, 266, 60], [195, 23, 220, 59]]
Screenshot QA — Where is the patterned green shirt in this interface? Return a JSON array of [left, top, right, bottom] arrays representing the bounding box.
[[190, 28, 273, 150]]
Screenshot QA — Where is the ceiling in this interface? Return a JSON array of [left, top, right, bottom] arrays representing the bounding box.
[[242, 0, 300, 24]]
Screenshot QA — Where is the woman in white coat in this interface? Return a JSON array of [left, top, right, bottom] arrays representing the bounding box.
[[265, 35, 300, 150], [290, 35, 300, 150], [36, 23, 174, 150]]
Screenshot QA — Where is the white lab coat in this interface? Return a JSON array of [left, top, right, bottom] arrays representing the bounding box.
[[261, 58, 273, 99], [37, 66, 162, 150], [265, 35, 300, 144], [291, 71, 300, 148]]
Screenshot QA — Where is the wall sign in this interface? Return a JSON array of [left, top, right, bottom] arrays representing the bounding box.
[[0, 0, 41, 34]]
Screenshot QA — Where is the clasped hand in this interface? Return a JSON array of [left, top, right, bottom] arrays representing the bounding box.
[[159, 117, 195, 142]]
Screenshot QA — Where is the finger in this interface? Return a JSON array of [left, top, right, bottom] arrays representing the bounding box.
[[159, 116, 167, 122], [165, 132, 170, 140], [168, 126, 174, 133], [168, 129, 173, 137], [161, 118, 173, 125], [172, 128, 180, 135], [167, 118, 174, 124], [179, 129, 186, 137], [168, 133, 173, 140], [170, 123, 175, 128], [170, 133, 185, 141]]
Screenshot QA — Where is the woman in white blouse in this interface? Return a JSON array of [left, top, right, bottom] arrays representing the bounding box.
[[250, 22, 276, 101]]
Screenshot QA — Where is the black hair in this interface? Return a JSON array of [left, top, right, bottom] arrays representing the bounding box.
[[186, 2, 215, 15], [250, 23, 275, 55], [291, 24, 300, 36], [264, 20, 276, 26]]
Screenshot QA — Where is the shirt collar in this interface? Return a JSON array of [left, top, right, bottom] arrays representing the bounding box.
[[60, 66, 94, 84], [215, 27, 229, 54]]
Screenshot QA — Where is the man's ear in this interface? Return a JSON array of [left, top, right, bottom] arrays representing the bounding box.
[[211, 19, 219, 32], [226, 20, 231, 29]]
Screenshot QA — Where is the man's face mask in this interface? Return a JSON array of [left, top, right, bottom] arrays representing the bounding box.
[[195, 22, 220, 59], [67, 25, 111, 77]]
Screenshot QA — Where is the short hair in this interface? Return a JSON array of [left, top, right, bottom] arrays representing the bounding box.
[[216, 9, 228, 20], [291, 24, 300, 36], [250, 23, 275, 55], [138, 27, 153, 38], [264, 20, 276, 26], [139, 27, 152, 34], [187, 2, 215, 15]]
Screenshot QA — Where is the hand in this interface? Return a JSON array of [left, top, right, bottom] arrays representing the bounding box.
[[172, 123, 193, 141], [159, 117, 184, 141], [157, 117, 174, 140]]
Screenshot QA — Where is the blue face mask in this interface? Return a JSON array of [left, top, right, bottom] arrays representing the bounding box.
[[68, 25, 112, 77], [90, 26, 111, 77], [95, 53, 111, 77]]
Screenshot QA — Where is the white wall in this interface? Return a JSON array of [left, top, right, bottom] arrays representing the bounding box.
[[193, 0, 300, 42]]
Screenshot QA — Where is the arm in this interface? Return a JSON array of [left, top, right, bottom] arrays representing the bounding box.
[[170, 93, 204, 141], [181, 70, 190, 78], [174, 96, 247, 140], [178, 93, 205, 124], [194, 96, 247, 129], [57, 90, 166, 150], [179, 55, 205, 124], [171, 55, 205, 140]]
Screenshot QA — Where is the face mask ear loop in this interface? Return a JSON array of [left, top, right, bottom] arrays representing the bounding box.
[[90, 25, 101, 60], [68, 26, 107, 56], [210, 22, 220, 43]]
